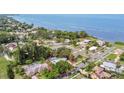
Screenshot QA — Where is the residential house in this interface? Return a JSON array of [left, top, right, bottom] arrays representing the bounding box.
[[31, 30, 37, 34], [33, 40, 43, 46], [22, 63, 48, 77], [77, 39, 91, 45], [89, 46, 97, 51], [96, 40, 106, 46], [92, 66, 111, 79], [64, 39, 70, 44], [90, 73, 99, 79], [6, 43, 17, 51], [114, 49, 123, 55], [83, 39, 91, 44], [100, 62, 116, 72], [49, 57, 67, 64]]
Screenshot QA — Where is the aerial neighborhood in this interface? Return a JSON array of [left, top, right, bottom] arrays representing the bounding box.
[[1, 15, 124, 79]]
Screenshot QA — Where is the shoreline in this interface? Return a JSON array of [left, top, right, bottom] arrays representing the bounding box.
[[10, 14, 124, 42], [1, 15, 124, 79]]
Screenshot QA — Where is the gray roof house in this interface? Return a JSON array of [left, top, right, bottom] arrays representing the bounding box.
[[22, 63, 48, 77], [100, 62, 116, 72]]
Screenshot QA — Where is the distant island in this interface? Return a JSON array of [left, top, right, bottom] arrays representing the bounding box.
[[0, 15, 124, 79]]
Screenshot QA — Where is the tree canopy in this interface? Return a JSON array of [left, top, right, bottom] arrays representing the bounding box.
[[41, 61, 72, 79]]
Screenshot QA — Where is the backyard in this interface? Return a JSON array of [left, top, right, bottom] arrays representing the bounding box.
[[114, 42, 124, 49], [106, 54, 117, 61]]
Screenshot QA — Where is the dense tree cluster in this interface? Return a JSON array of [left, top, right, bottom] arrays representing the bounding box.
[[53, 47, 72, 59], [85, 62, 96, 72], [13, 43, 52, 65], [7, 64, 15, 79], [0, 32, 15, 44], [30, 29, 53, 40], [115, 42, 124, 45], [120, 53, 124, 61], [41, 61, 72, 79], [30, 28, 88, 41], [55, 30, 88, 40], [0, 45, 4, 54], [56, 61, 72, 74]]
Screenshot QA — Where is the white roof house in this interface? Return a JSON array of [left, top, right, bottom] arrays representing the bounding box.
[[89, 46, 97, 51], [100, 62, 116, 71], [49, 57, 67, 64], [64, 39, 70, 44], [77, 39, 91, 45], [97, 40, 105, 46], [31, 30, 37, 34], [83, 39, 91, 43]]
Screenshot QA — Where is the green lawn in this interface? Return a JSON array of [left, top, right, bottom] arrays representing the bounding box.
[[120, 61, 124, 65], [0, 57, 9, 79], [114, 43, 124, 49], [106, 54, 117, 61], [86, 36, 97, 41]]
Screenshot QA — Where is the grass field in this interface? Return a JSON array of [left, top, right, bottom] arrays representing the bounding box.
[[120, 61, 124, 65], [106, 54, 117, 61], [114, 43, 124, 49], [0, 57, 9, 79]]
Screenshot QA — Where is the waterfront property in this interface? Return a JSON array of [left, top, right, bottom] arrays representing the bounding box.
[[83, 39, 91, 44], [1, 15, 124, 79], [96, 40, 105, 46]]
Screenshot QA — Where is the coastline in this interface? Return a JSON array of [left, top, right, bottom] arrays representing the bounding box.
[[10, 14, 124, 42], [1, 15, 124, 79]]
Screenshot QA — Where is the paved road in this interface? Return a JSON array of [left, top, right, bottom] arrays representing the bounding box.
[[88, 47, 115, 62]]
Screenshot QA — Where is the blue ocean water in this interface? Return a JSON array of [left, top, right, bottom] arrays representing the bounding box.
[[12, 14, 124, 42]]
